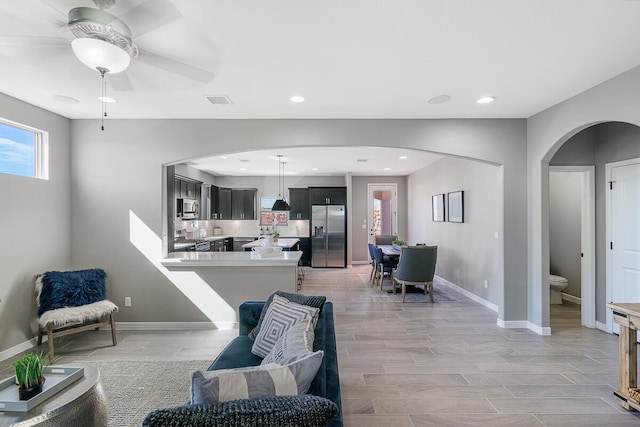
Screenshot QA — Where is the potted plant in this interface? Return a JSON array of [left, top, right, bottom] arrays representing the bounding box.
[[392, 240, 406, 250], [13, 352, 47, 400], [270, 231, 280, 242]]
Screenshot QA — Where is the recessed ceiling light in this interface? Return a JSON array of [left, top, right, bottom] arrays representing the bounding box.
[[427, 95, 451, 105], [53, 95, 79, 104], [399, 155, 408, 160], [98, 96, 116, 103], [312, 167, 319, 171], [219, 156, 228, 159], [290, 95, 305, 103], [384, 167, 390, 171], [240, 168, 246, 171], [477, 96, 495, 104]]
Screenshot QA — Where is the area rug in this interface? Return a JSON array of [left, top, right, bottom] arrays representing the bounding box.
[[71, 359, 210, 426], [365, 280, 461, 303]]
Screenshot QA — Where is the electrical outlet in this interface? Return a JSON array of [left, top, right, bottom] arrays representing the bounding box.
[[125, 296, 132, 307], [484, 280, 488, 289]]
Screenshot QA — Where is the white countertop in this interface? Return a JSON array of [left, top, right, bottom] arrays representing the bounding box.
[[242, 238, 300, 249], [161, 250, 302, 267]]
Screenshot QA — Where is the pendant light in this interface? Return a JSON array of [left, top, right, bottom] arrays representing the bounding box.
[[272, 155, 291, 211]]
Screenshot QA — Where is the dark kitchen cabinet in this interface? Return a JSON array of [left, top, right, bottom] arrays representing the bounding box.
[[231, 189, 257, 220], [175, 175, 201, 200], [180, 180, 196, 199], [288, 188, 309, 220], [211, 187, 256, 220], [224, 238, 234, 252], [309, 187, 346, 205], [298, 237, 311, 266], [218, 188, 232, 219]]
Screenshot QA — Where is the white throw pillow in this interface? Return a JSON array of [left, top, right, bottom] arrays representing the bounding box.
[[262, 320, 315, 365], [191, 350, 324, 405], [251, 295, 319, 358]]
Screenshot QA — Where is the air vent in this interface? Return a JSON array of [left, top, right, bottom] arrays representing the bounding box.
[[207, 95, 233, 105], [356, 159, 368, 162]]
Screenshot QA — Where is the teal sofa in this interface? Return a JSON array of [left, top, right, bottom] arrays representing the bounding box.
[[143, 301, 342, 427]]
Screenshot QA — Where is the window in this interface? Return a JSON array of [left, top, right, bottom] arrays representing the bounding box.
[[259, 197, 288, 225], [0, 119, 48, 179]]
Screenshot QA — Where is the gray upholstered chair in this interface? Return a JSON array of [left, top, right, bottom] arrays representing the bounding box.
[[374, 235, 397, 245], [391, 246, 438, 302], [372, 246, 397, 289]]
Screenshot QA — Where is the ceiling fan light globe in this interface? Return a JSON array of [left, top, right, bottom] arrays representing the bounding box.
[[71, 38, 130, 74]]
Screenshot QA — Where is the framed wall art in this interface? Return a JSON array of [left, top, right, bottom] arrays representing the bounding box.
[[432, 194, 445, 222], [447, 191, 464, 223]]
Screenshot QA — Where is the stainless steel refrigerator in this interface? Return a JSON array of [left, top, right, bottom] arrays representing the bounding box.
[[311, 205, 346, 267]]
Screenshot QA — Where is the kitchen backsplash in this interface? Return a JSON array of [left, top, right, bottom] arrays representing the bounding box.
[[175, 219, 310, 240]]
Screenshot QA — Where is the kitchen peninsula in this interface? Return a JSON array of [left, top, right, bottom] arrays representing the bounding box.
[[242, 237, 300, 250], [161, 251, 302, 319]]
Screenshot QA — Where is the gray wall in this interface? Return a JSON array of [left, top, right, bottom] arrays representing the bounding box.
[[407, 157, 501, 305], [549, 172, 582, 297], [351, 176, 408, 263], [527, 65, 640, 329], [0, 93, 71, 354], [69, 119, 527, 326]]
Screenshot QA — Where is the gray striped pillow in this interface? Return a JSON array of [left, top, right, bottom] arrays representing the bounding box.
[[191, 351, 324, 404], [251, 295, 320, 358]]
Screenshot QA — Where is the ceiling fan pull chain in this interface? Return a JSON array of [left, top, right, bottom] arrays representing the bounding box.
[[98, 67, 108, 131]]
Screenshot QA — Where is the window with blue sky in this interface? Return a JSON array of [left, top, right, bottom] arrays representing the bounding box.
[[0, 120, 47, 179]]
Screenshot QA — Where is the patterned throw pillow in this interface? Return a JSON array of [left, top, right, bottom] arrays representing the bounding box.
[[248, 291, 326, 340], [251, 295, 320, 358], [261, 320, 315, 365], [191, 351, 324, 405]]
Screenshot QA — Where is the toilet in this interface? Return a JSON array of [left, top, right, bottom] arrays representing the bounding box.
[[549, 274, 569, 304]]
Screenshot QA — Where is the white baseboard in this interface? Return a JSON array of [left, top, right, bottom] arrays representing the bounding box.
[[435, 275, 499, 313], [114, 321, 238, 331], [596, 321, 609, 333], [561, 292, 581, 305], [435, 276, 551, 335], [0, 337, 46, 362]]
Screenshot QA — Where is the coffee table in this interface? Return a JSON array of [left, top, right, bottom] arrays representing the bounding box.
[[0, 365, 107, 427]]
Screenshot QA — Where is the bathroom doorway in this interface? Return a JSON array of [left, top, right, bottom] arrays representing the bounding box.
[[549, 166, 596, 328]]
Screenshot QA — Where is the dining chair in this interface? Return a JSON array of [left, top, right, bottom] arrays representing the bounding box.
[[372, 246, 398, 290], [367, 243, 377, 283], [374, 235, 397, 246], [391, 246, 438, 302]]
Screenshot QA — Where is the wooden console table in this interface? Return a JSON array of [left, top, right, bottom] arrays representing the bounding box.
[[607, 302, 640, 410]]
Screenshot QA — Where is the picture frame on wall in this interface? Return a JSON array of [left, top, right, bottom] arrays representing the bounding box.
[[432, 194, 445, 222], [447, 191, 464, 223]]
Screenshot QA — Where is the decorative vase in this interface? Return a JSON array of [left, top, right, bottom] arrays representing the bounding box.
[[18, 381, 44, 401]]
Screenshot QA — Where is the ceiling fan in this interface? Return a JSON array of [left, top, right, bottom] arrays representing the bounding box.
[[0, 0, 215, 91]]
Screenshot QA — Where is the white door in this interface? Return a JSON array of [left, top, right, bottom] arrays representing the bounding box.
[[367, 184, 397, 245], [609, 160, 640, 334]]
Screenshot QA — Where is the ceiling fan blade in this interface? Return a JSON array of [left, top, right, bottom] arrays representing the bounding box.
[[0, 36, 69, 48], [119, 0, 182, 37], [107, 71, 134, 92], [1, 0, 68, 28], [137, 50, 214, 84]]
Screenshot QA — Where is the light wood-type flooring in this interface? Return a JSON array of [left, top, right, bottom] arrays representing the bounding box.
[[3, 265, 640, 426]]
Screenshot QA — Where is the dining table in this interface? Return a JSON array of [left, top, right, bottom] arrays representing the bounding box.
[[377, 245, 401, 258]]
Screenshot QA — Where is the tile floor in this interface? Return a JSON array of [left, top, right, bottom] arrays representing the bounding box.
[[2, 265, 640, 426]]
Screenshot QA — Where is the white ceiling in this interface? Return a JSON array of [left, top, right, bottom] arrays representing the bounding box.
[[1, 0, 640, 121], [188, 147, 445, 177], [2, 1, 640, 176]]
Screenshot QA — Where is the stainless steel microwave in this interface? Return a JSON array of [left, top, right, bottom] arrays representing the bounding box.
[[178, 198, 198, 219]]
